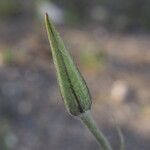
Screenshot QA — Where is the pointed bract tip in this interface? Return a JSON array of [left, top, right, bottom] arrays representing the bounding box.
[[45, 12, 48, 17], [45, 13, 49, 21]]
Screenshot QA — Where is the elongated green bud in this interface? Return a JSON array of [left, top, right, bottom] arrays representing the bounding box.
[[45, 13, 92, 116]]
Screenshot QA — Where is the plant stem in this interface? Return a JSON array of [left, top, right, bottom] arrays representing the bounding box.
[[117, 126, 124, 150], [79, 111, 113, 150]]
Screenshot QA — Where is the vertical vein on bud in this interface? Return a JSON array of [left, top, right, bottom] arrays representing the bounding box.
[[45, 14, 83, 113]]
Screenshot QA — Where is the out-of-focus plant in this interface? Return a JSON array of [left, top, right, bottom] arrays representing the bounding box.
[[2, 49, 13, 65], [0, 0, 22, 18], [49, 0, 91, 24], [45, 13, 124, 150], [0, 49, 28, 66], [80, 51, 106, 71], [0, 121, 9, 150], [45, 0, 150, 29]]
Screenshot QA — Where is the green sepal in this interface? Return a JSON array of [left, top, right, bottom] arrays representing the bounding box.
[[45, 13, 92, 116]]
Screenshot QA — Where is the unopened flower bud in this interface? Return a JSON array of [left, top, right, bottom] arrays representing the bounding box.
[[45, 13, 92, 116]]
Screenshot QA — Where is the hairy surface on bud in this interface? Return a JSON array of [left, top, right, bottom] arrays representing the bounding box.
[[45, 13, 92, 116]]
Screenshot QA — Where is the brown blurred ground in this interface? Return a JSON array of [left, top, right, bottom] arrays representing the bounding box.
[[0, 1, 150, 150]]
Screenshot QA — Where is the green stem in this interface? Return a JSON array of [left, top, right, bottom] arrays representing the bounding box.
[[117, 126, 124, 150], [79, 111, 113, 150]]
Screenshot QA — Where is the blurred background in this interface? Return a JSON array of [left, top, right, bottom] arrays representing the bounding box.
[[0, 0, 150, 150]]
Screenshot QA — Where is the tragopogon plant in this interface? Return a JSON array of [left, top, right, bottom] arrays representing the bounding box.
[[45, 13, 113, 150]]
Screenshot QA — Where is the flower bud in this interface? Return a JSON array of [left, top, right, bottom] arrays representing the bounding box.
[[45, 13, 92, 116]]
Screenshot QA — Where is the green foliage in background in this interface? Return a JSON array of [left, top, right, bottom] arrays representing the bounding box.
[[49, 0, 91, 23], [2, 49, 13, 65], [0, 0, 22, 18], [98, 0, 150, 30], [0, 121, 9, 150], [80, 51, 106, 69], [49, 0, 150, 30]]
